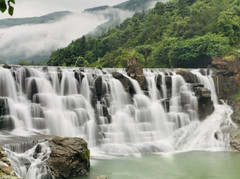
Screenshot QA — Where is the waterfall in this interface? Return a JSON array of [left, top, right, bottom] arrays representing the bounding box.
[[0, 66, 236, 156], [3, 141, 53, 179]]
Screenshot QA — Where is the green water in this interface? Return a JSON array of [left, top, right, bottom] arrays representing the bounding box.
[[74, 151, 240, 179]]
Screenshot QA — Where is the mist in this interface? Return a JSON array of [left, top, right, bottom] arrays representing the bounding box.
[[0, 0, 165, 64], [0, 13, 106, 58]]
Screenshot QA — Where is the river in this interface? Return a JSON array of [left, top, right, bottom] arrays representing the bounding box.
[[77, 151, 240, 179]]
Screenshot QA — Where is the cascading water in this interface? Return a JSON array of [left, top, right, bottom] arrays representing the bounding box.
[[0, 66, 237, 177], [4, 141, 53, 179]]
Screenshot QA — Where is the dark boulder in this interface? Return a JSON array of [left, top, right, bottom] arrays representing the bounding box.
[[126, 57, 148, 91], [161, 99, 170, 112], [47, 137, 90, 179], [102, 105, 109, 117], [42, 67, 48, 73], [0, 97, 9, 116], [165, 75, 172, 98], [176, 68, 196, 83], [212, 56, 240, 75], [112, 71, 136, 96], [0, 116, 15, 130], [195, 87, 211, 98], [94, 76, 103, 101], [33, 144, 42, 159], [3, 64, 11, 69], [27, 78, 38, 101], [194, 87, 214, 120], [155, 74, 162, 90]]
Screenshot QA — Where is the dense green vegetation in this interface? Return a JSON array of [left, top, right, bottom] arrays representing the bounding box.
[[47, 0, 240, 68]]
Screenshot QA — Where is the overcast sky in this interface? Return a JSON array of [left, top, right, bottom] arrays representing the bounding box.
[[0, 0, 127, 19], [0, 0, 133, 63]]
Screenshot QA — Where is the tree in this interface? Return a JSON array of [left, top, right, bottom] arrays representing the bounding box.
[[0, 0, 15, 16], [169, 33, 230, 67], [75, 57, 85, 67]]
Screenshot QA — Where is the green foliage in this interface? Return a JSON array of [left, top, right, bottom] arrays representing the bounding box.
[[169, 33, 230, 67], [94, 48, 145, 68], [75, 56, 89, 67], [18, 60, 30, 66], [150, 38, 178, 67], [0, 0, 15, 16], [234, 90, 240, 100], [47, 0, 239, 68]]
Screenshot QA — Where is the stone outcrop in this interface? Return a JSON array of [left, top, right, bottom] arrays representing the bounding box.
[[27, 78, 38, 101], [94, 75, 103, 101], [0, 98, 9, 116], [194, 87, 214, 120], [212, 56, 240, 75], [176, 68, 196, 83], [0, 147, 19, 179], [126, 57, 148, 91], [112, 71, 136, 96], [46, 137, 90, 179], [230, 124, 240, 151], [211, 58, 240, 123], [0, 98, 14, 130], [211, 57, 240, 150]]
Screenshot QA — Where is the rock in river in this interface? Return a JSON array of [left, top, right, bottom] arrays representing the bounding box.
[[47, 137, 90, 179]]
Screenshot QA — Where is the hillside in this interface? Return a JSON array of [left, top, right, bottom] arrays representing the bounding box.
[[0, 11, 71, 28], [47, 0, 240, 68], [85, 0, 161, 37], [0, 0, 160, 65]]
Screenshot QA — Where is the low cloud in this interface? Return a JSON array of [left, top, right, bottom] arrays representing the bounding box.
[[0, 12, 107, 59]]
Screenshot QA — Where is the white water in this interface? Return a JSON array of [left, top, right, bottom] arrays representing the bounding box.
[[0, 66, 237, 178], [4, 141, 52, 179]]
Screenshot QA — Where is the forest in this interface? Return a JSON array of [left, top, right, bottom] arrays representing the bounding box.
[[47, 0, 240, 68]]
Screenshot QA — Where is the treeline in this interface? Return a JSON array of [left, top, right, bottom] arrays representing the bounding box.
[[47, 0, 240, 68]]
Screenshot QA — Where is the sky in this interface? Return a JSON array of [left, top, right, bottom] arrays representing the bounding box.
[[0, 0, 127, 19], [0, 0, 133, 63]]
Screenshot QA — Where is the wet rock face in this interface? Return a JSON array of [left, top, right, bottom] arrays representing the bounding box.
[[0, 98, 9, 116], [0, 116, 15, 130], [126, 57, 148, 91], [194, 87, 214, 120], [46, 137, 90, 179], [27, 78, 38, 101], [211, 58, 240, 124], [230, 124, 240, 151], [212, 57, 240, 75], [176, 68, 196, 83], [112, 71, 136, 96], [155, 74, 162, 90], [94, 75, 103, 101], [0, 147, 19, 179]]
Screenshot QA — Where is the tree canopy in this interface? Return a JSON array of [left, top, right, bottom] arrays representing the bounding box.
[[44, 0, 240, 68]]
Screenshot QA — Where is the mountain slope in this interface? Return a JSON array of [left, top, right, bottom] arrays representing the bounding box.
[[0, 0, 161, 65], [47, 0, 240, 68], [85, 0, 161, 37], [0, 11, 71, 28]]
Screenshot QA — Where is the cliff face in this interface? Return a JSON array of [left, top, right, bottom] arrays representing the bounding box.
[[211, 57, 240, 124], [211, 57, 240, 151]]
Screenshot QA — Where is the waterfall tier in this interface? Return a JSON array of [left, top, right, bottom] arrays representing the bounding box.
[[0, 66, 236, 154]]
